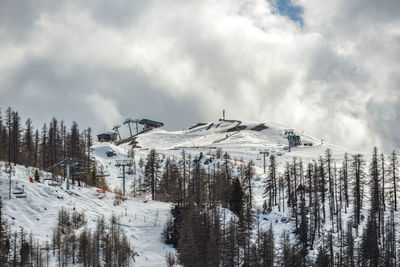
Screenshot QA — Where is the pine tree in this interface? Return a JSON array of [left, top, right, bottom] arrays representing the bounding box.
[[34, 129, 39, 167], [343, 153, 350, 210], [144, 149, 160, 200], [315, 245, 331, 267], [11, 110, 21, 165], [318, 157, 326, 222], [0, 197, 10, 265], [6, 107, 12, 164], [259, 224, 274, 266], [243, 160, 255, 210], [389, 151, 398, 211], [352, 154, 364, 226], [326, 149, 335, 227], [23, 118, 34, 167], [229, 177, 244, 218], [265, 156, 277, 211], [296, 197, 308, 248], [370, 147, 380, 217], [40, 123, 48, 169], [344, 221, 355, 267], [360, 215, 379, 267]]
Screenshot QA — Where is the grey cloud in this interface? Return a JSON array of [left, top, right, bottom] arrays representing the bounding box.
[[0, 0, 399, 152]]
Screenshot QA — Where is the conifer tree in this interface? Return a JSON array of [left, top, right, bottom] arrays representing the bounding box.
[[229, 177, 245, 218], [389, 151, 398, 211], [360, 215, 380, 266], [144, 149, 160, 200], [296, 197, 308, 248], [344, 221, 355, 267], [370, 147, 380, 217], [352, 154, 364, 226], [243, 160, 255, 210]]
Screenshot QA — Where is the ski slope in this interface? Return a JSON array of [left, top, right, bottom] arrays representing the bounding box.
[[92, 120, 351, 201], [0, 162, 174, 267], [115, 120, 348, 171], [109, 119, 354, 259], [0, 119, 356, 266]]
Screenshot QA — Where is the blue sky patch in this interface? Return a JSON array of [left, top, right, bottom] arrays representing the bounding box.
[[272, 0, 304, 25]]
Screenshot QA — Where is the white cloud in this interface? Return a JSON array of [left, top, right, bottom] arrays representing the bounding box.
[[0, 0, 399, 152], [84, 92, 123, 129]]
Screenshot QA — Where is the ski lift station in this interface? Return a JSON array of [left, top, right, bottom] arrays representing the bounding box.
[[97, 131, 118, 142], [288, 135, 301, 147], [284, 129, 302, 150], [139, 119, 164, 130]]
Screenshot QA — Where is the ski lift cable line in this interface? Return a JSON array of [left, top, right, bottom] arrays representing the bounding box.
[[43, 158, 69, 172]]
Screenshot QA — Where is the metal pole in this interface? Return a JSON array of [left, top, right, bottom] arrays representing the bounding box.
[[115, 160, 132, 196], [128, 123, 132, 136], [122, 165, 126, 196], [66, 162, 70, 190], [263, 153, 266, 174], [259, 151, 269, 174]]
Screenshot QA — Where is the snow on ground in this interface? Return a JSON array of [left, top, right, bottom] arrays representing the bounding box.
[[112, 120, 372, 258], [91, 142, 133, 192], [0, 161, 174, 267], [0, 119, 369, 266], [120, 120, 348, 165]]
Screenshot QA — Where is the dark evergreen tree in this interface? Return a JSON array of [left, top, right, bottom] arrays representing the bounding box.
[[360, 215, 379, 267], [144, 149, 160, 200], [229, 177, 245, 218], [0, 197, 10, 265], [352, 154, 365, 226], [296, 197, 308, 248], [344, 221, 355, 267], [370, 147, 380, 217], [389, 151, 398, 211], [315, 245, 331, 267], [23, 118, 34, 166]]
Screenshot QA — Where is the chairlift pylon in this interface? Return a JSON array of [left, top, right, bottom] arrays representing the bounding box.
[[117, 167, 124, 178]]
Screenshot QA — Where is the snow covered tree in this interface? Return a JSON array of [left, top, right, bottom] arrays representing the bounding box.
[[144, 149, 160, 200]]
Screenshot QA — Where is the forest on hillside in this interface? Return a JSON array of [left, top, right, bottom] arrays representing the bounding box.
[[1, 106, 400, 266], [0, 107, 95, 187], [144, 146, 399, 266]]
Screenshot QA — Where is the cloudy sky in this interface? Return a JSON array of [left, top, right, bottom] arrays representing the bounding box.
[[0, 0, 399, 152]]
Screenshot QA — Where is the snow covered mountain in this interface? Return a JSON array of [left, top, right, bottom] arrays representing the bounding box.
[[117, 119, 347, 167], [0, 119, 358, 266], [92, 120, 349, 196]]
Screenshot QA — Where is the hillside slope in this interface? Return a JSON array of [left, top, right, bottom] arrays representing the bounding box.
[[0, 162, 174, 267]]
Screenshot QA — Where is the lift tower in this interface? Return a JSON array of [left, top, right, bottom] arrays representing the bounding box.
[[259, 150, 270, 174], [123, 118, 134, 136], [60, 158, 77, 190], [285, 129, 294, 153], [115, 160, 133, 196], [113, 125, 122, 140]]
